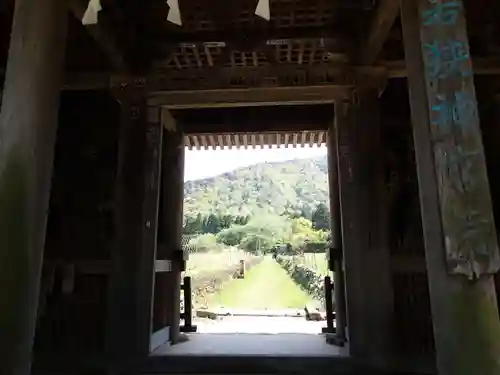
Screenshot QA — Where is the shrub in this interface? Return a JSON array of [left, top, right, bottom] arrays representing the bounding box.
[[275, 255, 327, 305]]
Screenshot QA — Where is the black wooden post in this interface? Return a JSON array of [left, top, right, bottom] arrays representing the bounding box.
[[332, 255, 346, 342], [183, 276, 192, 330], [180, 276, 197, 333], [0, 0, 67, 373], [325, 247, 347, 346], [323, 276, 335, 333], [401, 0, 500, 374]]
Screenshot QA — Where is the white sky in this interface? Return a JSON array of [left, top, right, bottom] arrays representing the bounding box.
[[184, 145, 327, 181]]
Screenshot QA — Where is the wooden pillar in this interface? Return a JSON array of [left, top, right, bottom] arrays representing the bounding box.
[[401, 1, 500, 374], [156, 125, 185, 344], [107, 98, 163, 365], [137, 107, 164, 354], [326, 116, 347, 344], [0, 1, 67, 374], [335, 94, 393, 368]]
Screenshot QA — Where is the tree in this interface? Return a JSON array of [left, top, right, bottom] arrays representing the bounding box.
[[183, 156, 330, 219], [182, 215, 197, 234], [312, 203, 330, 230], [205, 213, 221, 234], [216, 225, 247, 246], [240, 233, 274, 254]]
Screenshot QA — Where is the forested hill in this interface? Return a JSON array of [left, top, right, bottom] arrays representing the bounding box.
[[183, 155, 329, 218]]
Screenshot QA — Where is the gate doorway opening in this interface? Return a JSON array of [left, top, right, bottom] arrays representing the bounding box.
[[166, 143, 341, 356]]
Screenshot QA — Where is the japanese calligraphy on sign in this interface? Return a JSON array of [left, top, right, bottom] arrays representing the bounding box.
[[435, 145, 480, 193], [419, 0, 500, 279], [422, 0, 461, 26], [430, 91, 476, 132], [423, 39, 471, 79]]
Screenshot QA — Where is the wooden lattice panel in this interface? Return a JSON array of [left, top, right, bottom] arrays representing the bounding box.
[[154, 38, 346, 69], [229, 51, 269, 66], [168, 44, 225, 68]]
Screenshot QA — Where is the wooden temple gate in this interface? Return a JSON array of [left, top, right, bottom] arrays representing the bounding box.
[[1, 0, 500, 374]]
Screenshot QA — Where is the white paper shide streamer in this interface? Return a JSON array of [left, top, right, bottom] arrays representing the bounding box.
[[167, 0, 182, 26], [255, 0, 270, 21], [82, 0, 102, 25]]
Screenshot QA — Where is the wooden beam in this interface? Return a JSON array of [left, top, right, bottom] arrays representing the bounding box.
[[148, 86, 349, 108], [359, 0, 400, 64], [383, 57, 500, 78], [130, 63, 353, 92], [51, 57, 500, 92], [178, 106, 330, 134], [401, 0, 500, 374], [70, 0, 129, 72], [156, 27, 341, 44]]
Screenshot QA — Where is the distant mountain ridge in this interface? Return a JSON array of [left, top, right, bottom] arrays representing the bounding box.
[[183, 155, 329, 218]]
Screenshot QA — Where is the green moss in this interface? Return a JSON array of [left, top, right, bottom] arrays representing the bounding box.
[[0, 151, 31, 370], [443, 282, 500, 375]]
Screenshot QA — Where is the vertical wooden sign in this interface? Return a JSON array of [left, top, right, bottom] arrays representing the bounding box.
[[417, 0, 499, 279]]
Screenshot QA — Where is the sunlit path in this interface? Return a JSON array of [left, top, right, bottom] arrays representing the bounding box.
[[209, 257, 313, 310]]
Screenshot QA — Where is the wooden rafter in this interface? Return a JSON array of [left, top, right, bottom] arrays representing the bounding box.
[[182, 131, 328, 151], [358, 0, 400, 65]]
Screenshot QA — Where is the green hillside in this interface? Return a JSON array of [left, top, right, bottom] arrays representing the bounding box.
[[183, 156, 329, 219]]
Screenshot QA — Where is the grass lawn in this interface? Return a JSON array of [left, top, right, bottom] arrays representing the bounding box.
[[186, 250, 248, 277], [208, 256, 313, 309]]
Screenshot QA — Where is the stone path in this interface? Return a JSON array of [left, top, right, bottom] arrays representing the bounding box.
[[194, 315, 325, 334], [154, 332, 345, 357]]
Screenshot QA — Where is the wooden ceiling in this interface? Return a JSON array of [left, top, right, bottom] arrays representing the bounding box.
[[0, 0, 497, 75], [0, 0, 499, 149]]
